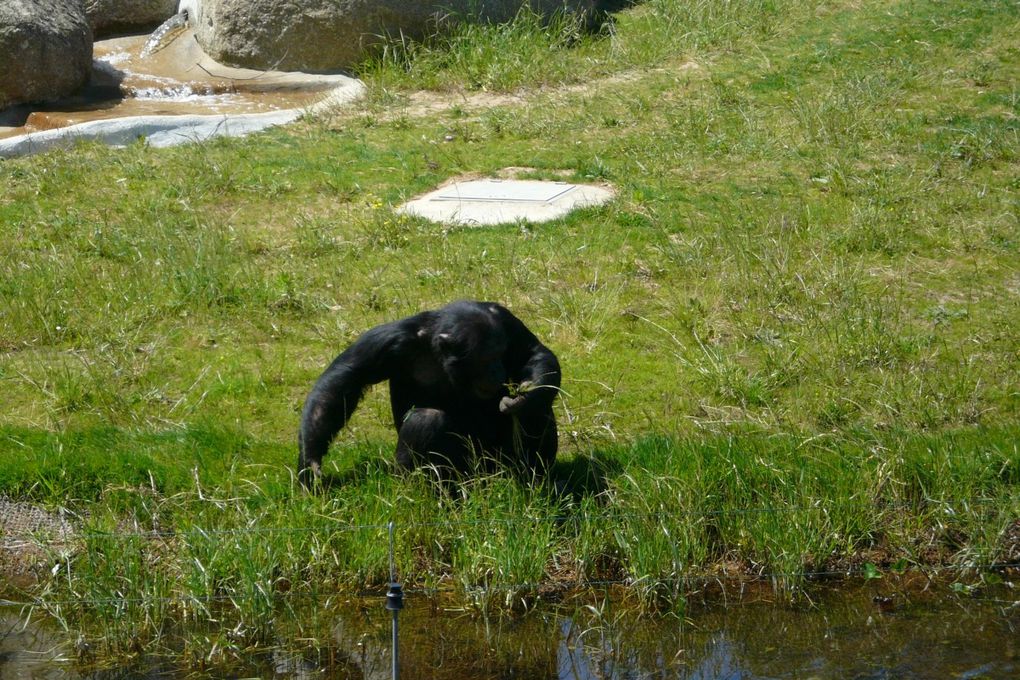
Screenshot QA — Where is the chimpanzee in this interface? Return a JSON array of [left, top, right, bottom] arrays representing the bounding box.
[[298, 300, 561, 487]]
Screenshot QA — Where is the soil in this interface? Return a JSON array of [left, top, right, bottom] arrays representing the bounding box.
[[0, 497, 76, 588]]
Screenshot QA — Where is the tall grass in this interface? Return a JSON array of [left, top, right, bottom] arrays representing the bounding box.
[[363, 7, 602, 92], [11, 427, 1018, 661]]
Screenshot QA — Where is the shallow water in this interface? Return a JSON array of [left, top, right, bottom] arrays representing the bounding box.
[[0, 30, 351, 141], [1, 583, 1017, 679]]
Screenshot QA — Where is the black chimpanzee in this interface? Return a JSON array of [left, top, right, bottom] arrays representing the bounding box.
[[298, 300, 561, 487]]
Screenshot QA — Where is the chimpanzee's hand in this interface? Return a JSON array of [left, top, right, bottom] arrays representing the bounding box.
[[499, 381, 537, 414], [499, 394, 526, 414]]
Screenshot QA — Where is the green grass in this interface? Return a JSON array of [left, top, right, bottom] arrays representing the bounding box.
[[12, 428, 1019, 660], [1, 0, 1019, 664]]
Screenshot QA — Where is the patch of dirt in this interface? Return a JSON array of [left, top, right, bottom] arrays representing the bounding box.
[[1001, 519, 1020, 565], [0, 497, 76, 587], [326, 63, 700, 124], [398, 88, 527, 119]]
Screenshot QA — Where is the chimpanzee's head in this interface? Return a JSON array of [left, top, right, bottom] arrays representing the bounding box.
[[432, 303, 507, 401]]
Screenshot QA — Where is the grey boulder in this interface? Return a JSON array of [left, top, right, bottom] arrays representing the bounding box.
[[0, 0, 93, 111], [189, 0, 602, 72], [85, 0, 179, 37]]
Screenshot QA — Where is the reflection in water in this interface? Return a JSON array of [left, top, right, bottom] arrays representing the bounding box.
[[0, 611, 71, 679], [1, 584, 1017, 679]]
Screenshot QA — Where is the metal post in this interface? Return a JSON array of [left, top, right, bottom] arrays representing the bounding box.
[[386, 520, 404, 680]]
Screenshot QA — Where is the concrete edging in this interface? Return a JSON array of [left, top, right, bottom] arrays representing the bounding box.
[[0, 82, 364, 158]]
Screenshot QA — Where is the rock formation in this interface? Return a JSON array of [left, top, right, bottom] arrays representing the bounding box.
[[0, 0, 92, 110], [189, 0, 603, 72], [85, 0, 179, 37]]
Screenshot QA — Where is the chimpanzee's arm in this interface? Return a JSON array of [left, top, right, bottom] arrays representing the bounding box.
[[492, 305, 561, 415], [298, 318, 419, 484]]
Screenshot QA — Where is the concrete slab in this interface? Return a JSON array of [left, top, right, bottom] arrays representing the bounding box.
[[0, 110, 303, 157], [398, 178, 614, 226]]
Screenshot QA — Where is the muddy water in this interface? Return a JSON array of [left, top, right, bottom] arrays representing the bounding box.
[[0, 30, 351, 141], [1, 583, 1017, 679]]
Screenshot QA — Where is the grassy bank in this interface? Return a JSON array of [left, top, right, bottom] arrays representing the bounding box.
[[1, 0, 1018, 662], [9, 426, 1019, 659]]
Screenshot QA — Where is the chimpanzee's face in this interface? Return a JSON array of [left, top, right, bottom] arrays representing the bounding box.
[[434, 314, 507, 401]]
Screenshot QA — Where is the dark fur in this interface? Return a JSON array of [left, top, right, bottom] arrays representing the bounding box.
[[298, 301, 561, 487]]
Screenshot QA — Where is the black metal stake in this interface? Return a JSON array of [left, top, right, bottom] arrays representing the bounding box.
[[386, 520, 404, 680]]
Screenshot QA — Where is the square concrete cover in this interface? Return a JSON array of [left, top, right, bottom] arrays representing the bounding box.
[[398, 178, 614, 225]]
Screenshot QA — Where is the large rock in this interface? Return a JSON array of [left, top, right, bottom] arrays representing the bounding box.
[[85, 0, 179, 37], [188, 0, 602, 72], [0, 0, 92, 111]]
